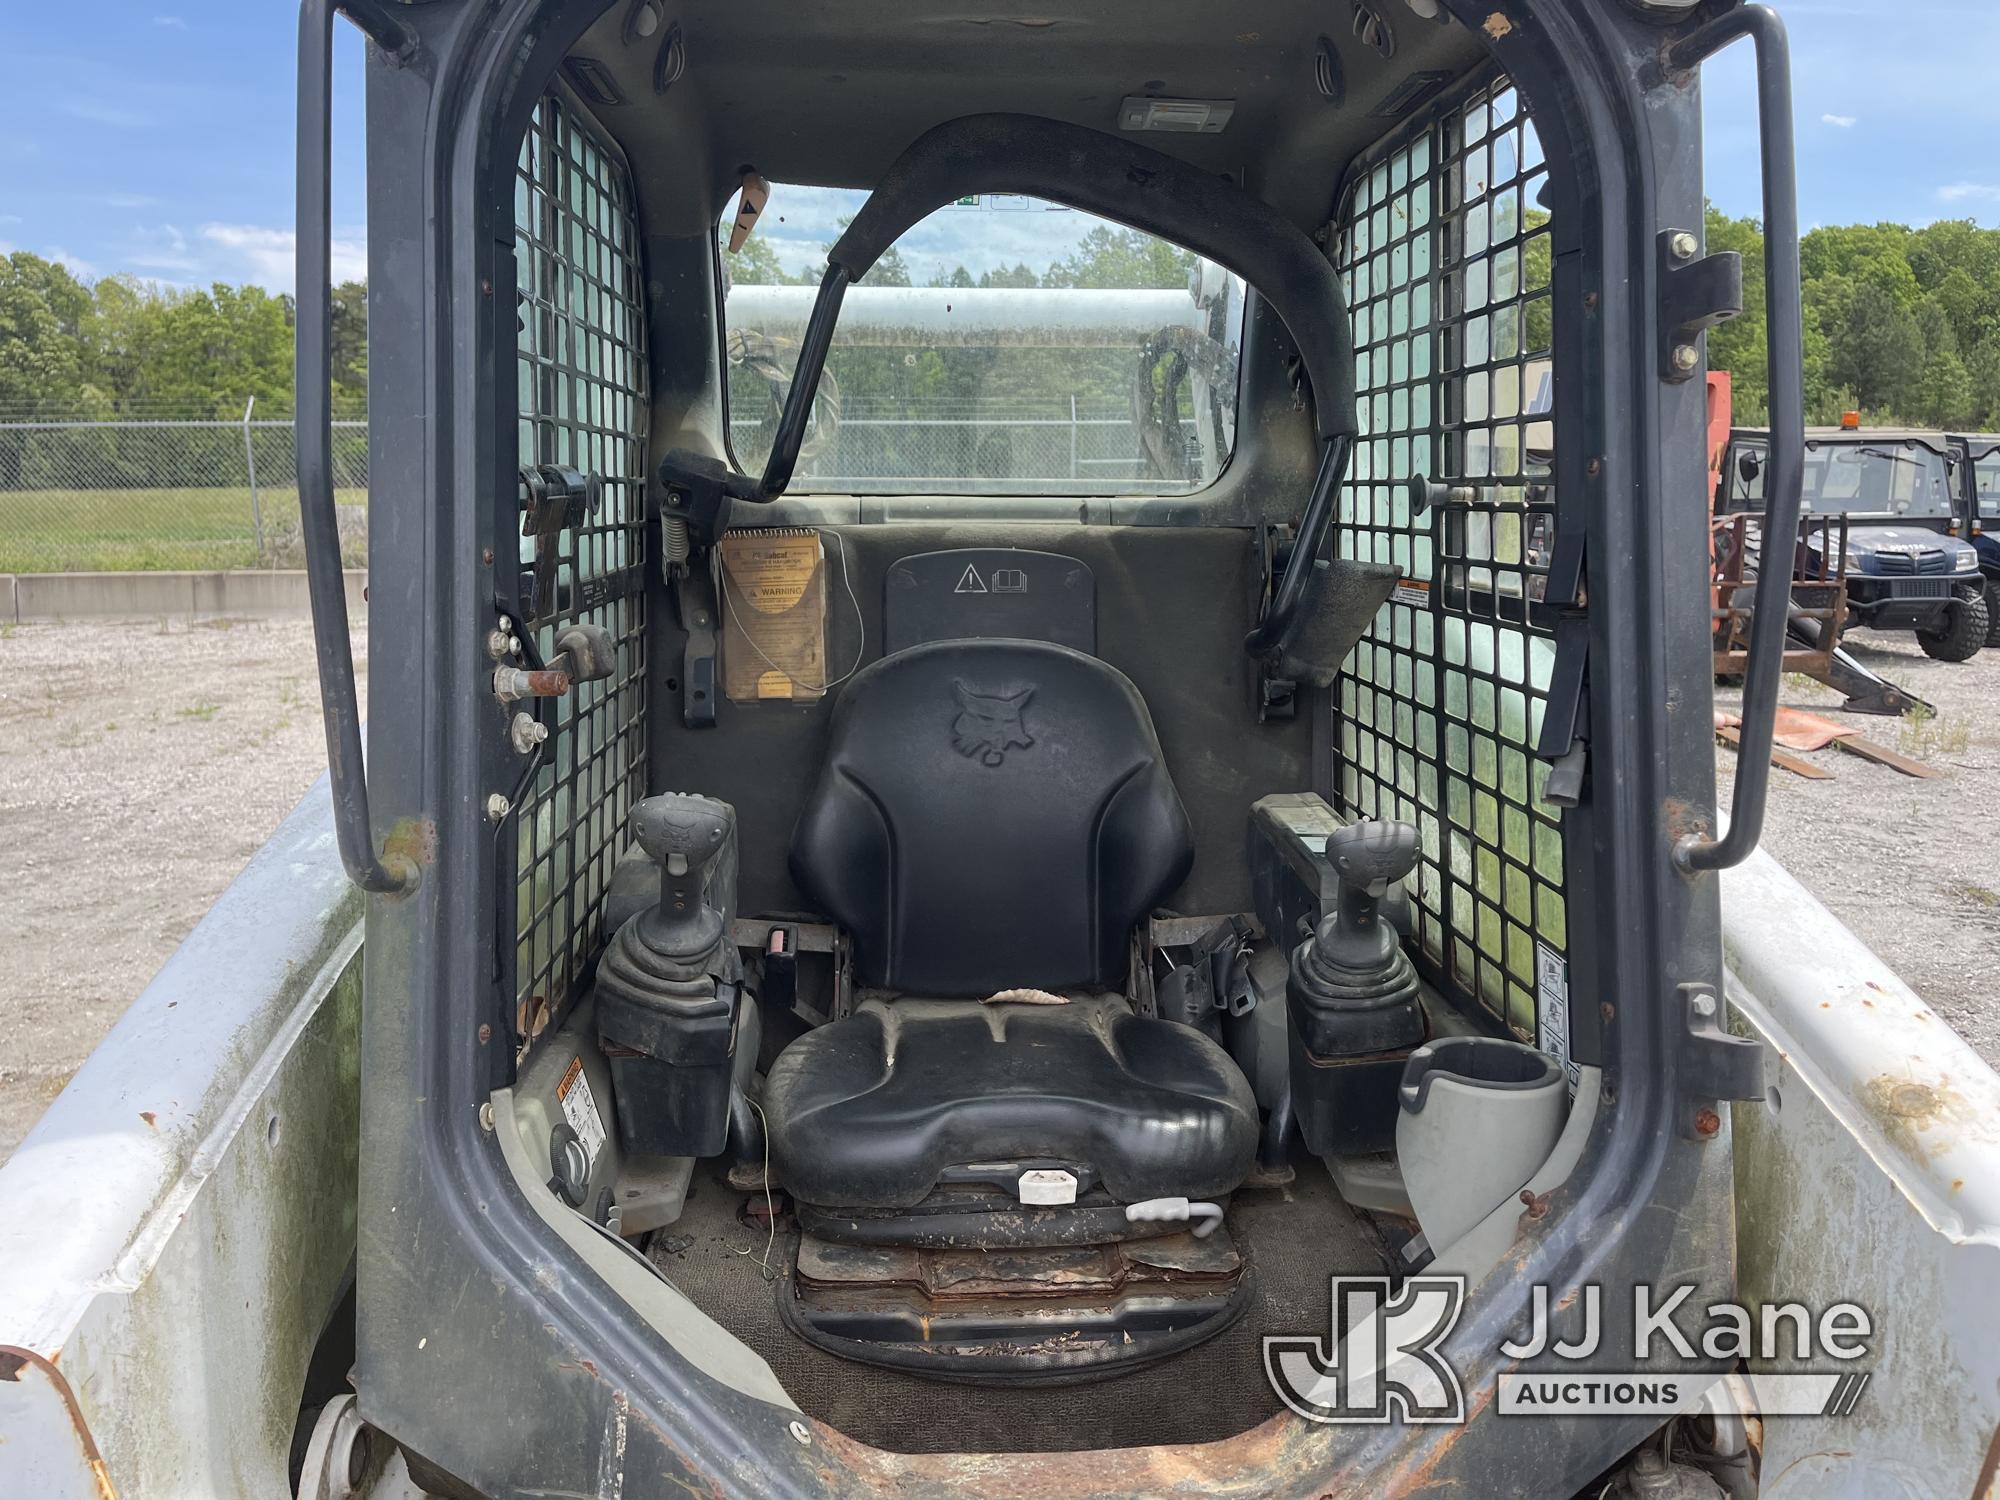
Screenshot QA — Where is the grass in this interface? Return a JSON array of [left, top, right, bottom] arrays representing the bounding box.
[[1897, 704, 1973, 760], [0, 485, 366, 573]]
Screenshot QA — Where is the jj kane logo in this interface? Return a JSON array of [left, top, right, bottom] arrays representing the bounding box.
[[1264, 1278, 1876, 1423]]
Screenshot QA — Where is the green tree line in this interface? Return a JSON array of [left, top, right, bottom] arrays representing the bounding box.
[[1706, 208, 2000, 429], [11, 207, 1997, 433], [0, 252, 367, 418]]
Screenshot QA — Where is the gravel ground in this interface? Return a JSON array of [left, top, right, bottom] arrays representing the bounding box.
[[0, 616, 1991, 1166], [1716, 631, 2000, 1064], [0, 619, 365, 1164]]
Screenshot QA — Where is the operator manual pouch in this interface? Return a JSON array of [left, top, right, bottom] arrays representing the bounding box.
[[718, 527, 828, 702]]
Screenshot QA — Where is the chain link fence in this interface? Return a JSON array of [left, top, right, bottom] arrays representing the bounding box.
[[0, 410, 368, 573], [0, 401, 1204, 574]]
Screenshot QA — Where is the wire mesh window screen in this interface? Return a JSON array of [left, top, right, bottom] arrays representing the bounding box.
[[1333, 76, 1568, 1041], [512, 92, 650, 1024]]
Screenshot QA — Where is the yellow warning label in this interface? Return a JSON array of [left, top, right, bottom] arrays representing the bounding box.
[[719, 528, 828, 702]]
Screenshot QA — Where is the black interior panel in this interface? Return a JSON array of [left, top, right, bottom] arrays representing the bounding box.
[[650, 523, 1313, 918], [881, 548, 1095, 655]]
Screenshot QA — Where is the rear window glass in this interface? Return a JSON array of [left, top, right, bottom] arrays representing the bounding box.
[[719, 184, 1244, 496]]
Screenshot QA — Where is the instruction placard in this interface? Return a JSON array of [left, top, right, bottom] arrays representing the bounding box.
[[718, 527, 828, 702]]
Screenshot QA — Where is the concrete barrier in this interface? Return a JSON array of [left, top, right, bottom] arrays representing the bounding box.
[[3, 571, 366, 623]]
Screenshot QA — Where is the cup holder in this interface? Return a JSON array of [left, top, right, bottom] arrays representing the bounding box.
[[1396, 1036, 1569, 1256]]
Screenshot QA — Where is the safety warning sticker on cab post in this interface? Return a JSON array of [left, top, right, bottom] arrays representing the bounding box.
[[1392, 577, 1431, 608], [556, 1056, 607, 1168], [718, 527, 829, 702]]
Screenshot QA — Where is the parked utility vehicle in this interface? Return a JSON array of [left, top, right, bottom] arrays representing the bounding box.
[[5, 4, 2000, 1499], [1719, 425, 1988, 660], [1945, 432, 2000, 645]]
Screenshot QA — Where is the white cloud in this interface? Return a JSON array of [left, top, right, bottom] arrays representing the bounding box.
[[60, 98, 154, 130], [201, 223, 367, 290], [127, 224, 201, 276], [1938, 182, 2000, 203], [1820, 113, 1857, 128], [0, 239, 95, 278], [43, 247, 98, 279], [154, 14, 186, 27], [0, 214, 21, 227], [97, 192, 162, 210]]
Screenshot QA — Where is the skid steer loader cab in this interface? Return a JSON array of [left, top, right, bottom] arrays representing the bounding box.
[[295, 0, 1805, 1492]]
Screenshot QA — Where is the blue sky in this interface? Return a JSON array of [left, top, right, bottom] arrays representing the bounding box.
[[1, 1, 1994, 291]]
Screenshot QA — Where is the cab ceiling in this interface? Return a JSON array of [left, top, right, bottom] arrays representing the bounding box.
[[565, 1, 1488, 236]]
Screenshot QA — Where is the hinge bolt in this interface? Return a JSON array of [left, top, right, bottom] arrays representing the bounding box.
[[478, 1102, 495, 1133], [486, 792, 512, 822], [788, 1419, 813, 1446], [1692, 991, 1717, 1018], [510, 712, 550, 754], [1670, 230, 1699, 260], [1672, 343, 1700, 374]]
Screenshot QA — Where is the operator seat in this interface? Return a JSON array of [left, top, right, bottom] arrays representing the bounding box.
[[763, 637, 1259, 1212]]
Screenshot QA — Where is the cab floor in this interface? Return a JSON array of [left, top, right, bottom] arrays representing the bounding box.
[[644, 1150, 1395, 1453]]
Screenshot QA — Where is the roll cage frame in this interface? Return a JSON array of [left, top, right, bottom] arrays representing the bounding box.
[[310, 0, 1799, 1492]]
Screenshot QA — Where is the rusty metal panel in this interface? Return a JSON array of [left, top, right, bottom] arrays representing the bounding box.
[[0, 782, 362, 1497], [1723, 849, 2000, 1497]]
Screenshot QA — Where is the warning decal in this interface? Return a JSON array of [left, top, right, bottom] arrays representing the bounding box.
[[556, 1055, 607, 1168]]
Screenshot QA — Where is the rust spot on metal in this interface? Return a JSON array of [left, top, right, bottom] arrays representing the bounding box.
[[1972, 1416, 2000, 1500], [1662, 797, 1709, 845], [525, 669, 572, 696], [139, 1111, 156, 1128], [1953, 1178, 1965, 1192], [1861, 1073, 1976, 1165], [382, 817, 438, 869], [478, 1023, 493, 1044], [0, 1345, 118, 1498], [1519, 1188, 1550, 1219], [1600, 1002, 1615, 1023], [1695, 1108, 1722, 1137], [1482, 11, 1514, 40]]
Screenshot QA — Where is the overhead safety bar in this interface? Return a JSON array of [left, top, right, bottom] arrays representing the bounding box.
[[659, 112, 1361, 660]]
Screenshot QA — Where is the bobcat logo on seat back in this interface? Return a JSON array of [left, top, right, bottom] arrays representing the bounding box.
[[951, 681, 1035, 767]]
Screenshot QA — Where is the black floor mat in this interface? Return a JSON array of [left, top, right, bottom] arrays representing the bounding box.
[[645, 1155, 1394, 1453]]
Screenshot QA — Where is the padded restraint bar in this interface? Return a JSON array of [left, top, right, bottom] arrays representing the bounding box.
[[831, 114, 1357, 443], [660, 112, 1362, 659]]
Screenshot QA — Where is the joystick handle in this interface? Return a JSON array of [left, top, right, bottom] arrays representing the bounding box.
[[633, 793, 733, 960], [1312, 819, 1420, 972], [1327, 819, 1420, 899]]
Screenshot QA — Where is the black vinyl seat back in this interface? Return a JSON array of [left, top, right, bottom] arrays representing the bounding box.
[[790, 638, 1193, 996]]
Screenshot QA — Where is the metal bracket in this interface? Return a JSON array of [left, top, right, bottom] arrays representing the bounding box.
[[657, 450, 738, 553], [674, 568, 719, 729], [1533, 615, 1591, 807], [1677, 982, 1766, 1139], [1657, 229, 1743, 384]]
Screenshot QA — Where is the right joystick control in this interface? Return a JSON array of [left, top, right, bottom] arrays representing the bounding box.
[[1286, 818, 1427, 1156]]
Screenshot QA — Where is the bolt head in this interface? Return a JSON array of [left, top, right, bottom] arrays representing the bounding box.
[[478, 1102, 496, 1132], [1692, 991, 1718, 1018], [1671, 230, 1699, 260], [788, 1419, 812, 1446], [485, 793, 512, 822], [1672, 343, 1700, 373]]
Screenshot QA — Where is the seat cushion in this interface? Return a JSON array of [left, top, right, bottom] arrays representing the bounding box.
[[763, 995, 1259, 1210], [788, 637, 1192, 997]]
